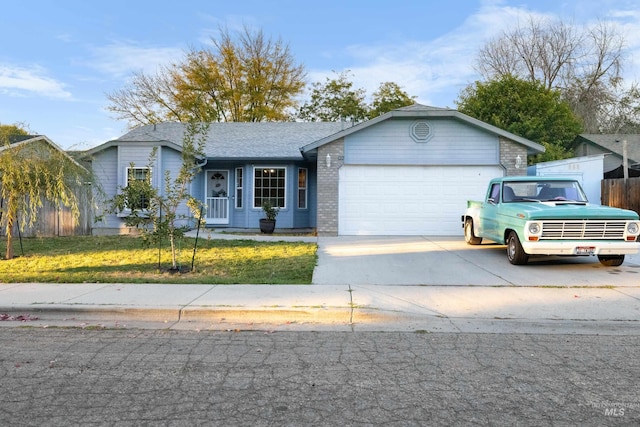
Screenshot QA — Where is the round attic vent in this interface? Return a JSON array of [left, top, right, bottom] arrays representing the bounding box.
[[410, 120, 432, 142]]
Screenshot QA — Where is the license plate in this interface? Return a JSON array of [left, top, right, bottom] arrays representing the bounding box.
[[576, 246, 595, 255]]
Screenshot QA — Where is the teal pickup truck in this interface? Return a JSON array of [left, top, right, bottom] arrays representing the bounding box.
[[462, 176, 640, 266]]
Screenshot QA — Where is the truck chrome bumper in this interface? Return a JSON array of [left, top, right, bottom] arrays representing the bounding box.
[[521, 240, 640, 256]]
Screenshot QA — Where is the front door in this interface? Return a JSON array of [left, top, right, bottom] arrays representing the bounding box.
[[205, 170, 229, 225]]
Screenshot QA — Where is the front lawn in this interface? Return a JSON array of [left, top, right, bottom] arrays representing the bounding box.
[[0, 235, 317, 284]]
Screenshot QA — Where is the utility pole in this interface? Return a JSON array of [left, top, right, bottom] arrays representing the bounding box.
[[622, 139, 629, 180], [616, 139, 629, 180]]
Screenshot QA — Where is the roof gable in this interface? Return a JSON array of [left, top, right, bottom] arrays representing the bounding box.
[[301, 104, 545, 155], [0, 135, 86, 170], [576, 134, 640, 165]]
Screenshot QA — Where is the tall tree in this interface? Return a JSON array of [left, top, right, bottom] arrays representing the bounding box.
[[107, 27, 306, 128], [475, 16, 630, 133], [298, 73, 417, 122], [598, 83, 640, 133], [0, 125, 88, 259], [368, 82, 416, 119], [297, 70, 369, 122], [456, 75, 583, 163], [107, 68, 184, 126]]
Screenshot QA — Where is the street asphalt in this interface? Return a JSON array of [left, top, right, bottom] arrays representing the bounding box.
[[1, 231, 639, 334]]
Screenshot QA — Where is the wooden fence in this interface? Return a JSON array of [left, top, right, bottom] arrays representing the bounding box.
[[0, 185, 92, 238], [601, 177, 640, 215]]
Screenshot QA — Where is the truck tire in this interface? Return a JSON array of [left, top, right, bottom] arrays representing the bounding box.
[[597, 255, 625, 266], [507, 231, 529, 265], [464, 219, 482, 245]]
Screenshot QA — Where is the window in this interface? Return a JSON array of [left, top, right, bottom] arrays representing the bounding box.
[[298, 168, 307, 209], [235, 167, 243, 209], [254, 167, 286, 208], [503, 180, 588, 203], [125, 167, 151, 210], [488, 184, 500, 203]]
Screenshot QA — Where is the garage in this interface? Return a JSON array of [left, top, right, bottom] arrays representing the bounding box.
[[338, 165, 504, 235]]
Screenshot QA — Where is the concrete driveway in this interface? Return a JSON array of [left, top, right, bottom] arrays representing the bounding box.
[[312, 236, 640, 287]]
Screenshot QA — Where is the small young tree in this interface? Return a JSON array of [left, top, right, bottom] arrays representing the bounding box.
[[111, 122, 209, 270]]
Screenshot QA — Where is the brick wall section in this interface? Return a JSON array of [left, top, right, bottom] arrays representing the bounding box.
[[500, 138, 528, 176], [317, 139, 344, 236]]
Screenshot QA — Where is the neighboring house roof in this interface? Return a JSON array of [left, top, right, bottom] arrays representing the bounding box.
[[301, 104, 546, 155], [84, 122, 350, 161], [0, 134, 87, 170], [4, 134, 35, 145], [574, 134, 640, 166]]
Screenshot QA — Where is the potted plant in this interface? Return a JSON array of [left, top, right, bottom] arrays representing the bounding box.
[[259, 200, 279, 234]]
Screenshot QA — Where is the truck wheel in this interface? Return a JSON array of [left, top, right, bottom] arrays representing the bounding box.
[[597, 255, 624, 266], [464, 219, 482, 245], [507, 231, 529, 265]]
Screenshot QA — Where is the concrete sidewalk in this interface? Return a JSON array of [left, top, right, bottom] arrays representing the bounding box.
[[1, 232, 639, 334], [1, 282, 639, 334]]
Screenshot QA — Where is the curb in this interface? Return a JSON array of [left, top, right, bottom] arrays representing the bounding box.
[[0, 305, 396, 327], [0, 305, 181, 322], [4, 305, 640, 335]]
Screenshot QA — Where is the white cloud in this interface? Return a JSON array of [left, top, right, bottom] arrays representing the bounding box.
[[610, 8, 640, 84], [307, 1, 640, 108], [0, 64, 72, 99], [305, 2, 552, 106], [83, 41, 184, 79]]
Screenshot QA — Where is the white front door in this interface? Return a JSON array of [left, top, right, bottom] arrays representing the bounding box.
[[206, 170, 229, 225]]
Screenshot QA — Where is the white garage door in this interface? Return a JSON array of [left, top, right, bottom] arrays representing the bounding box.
[[338, 165, 504, 235]]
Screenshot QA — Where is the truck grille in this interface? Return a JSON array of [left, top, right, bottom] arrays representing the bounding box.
[[541, 220, 627, 240]]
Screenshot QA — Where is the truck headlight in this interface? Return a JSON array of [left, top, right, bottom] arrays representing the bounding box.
[[628, 222, 640, 235], [528, 222, 541, 235]]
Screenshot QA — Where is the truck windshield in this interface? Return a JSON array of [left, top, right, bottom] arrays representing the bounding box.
[[502, 180, 588, 203]]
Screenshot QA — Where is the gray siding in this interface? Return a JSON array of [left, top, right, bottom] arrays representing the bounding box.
[[93, 146, 118, 198], [344, 118, 499, 165], [92, 147, 120, 230], [118, 145, 158, 188], [92, 144, 195, 234], [191, 171, 205, 208], [159, 147, 192, 221]]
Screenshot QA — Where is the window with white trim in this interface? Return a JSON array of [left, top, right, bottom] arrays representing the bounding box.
[[235, 167, 243, 209], [125, 167, 152, 210], [297, 168, 307, 209], [254, 167, 286, 208]]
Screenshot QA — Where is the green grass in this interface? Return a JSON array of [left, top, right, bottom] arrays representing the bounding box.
[[0, 235, 317, 284]]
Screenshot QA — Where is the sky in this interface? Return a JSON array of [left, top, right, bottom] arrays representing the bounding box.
[[2, 0, 640, 150]]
